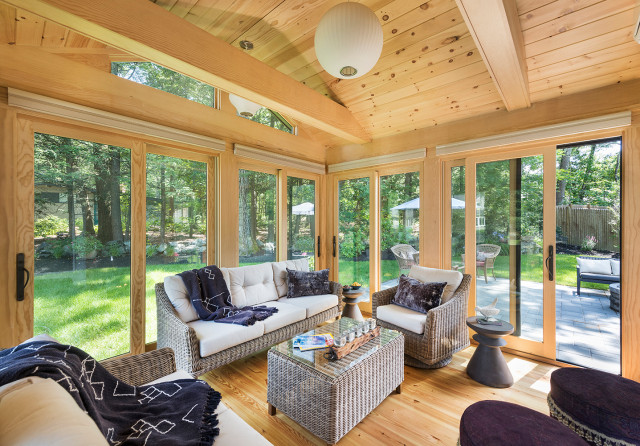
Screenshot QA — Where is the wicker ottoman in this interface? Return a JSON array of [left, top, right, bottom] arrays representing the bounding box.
[[267, 318, 404, 445], [548, 368, 640, 445], [459, 400, 588, 445]]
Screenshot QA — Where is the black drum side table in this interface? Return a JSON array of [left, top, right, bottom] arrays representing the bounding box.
[[466, 316, 515, 388]]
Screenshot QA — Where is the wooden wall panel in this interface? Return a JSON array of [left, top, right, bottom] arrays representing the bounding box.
[[621, 123, 640, 381], [422, 149, 441, 268], [219, 145, 239, 267], [130, 141, 146, 355], [0, 107, 18, 348]]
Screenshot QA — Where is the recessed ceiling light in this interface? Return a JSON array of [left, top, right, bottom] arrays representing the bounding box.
[[239, 40, 254, 50]]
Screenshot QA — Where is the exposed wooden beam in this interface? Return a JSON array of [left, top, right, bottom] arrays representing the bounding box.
[[455, 0, 530, 111], [2, 0, 370, 144], [0, 45, 327, 163], [327, 78, 640, 163]]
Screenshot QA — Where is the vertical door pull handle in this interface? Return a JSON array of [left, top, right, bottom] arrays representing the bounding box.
[[17, 253, 29, 301], [317, 236, 321, 257], [332, 236, 336, 258], [545, 245, 554, 281]]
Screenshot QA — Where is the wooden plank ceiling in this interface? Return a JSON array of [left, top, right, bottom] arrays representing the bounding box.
[[1, 0, 639, 143], [149, 0, 640, 140]]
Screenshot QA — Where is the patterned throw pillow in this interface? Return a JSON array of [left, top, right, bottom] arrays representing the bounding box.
[[392, 275, 446, 314], [286, 268, 331, 298]]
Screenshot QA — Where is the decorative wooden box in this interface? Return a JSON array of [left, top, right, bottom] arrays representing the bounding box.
[[330, 326, 381, 360]]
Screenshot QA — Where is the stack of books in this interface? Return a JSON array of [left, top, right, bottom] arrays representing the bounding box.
[[292, 333, 334, 351]]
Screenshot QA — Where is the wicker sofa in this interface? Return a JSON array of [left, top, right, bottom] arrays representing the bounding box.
[[157, 259, 342, 376], [372, 266, 471, 368]]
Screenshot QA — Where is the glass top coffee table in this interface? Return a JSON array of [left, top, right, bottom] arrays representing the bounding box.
[[267, 317, 404, 444]]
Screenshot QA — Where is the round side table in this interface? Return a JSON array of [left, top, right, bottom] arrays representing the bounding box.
[[341, 289, 367, 321], [466, 316, 514, 388]]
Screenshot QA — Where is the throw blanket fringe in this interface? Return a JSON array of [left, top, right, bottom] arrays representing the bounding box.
[[0, 341, 220, 446], [179, 265, 278, 326]]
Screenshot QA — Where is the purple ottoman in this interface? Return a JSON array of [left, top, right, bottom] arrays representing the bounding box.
[[549, 368, 640, 445], [459, 400, 588, 445]]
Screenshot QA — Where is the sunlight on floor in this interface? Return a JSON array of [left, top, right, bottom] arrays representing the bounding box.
[[530, 370, 553, 394], [508, 357, 538, 383]]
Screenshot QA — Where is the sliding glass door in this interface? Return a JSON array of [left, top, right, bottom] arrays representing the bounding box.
[[475, 156, 546, 345], [337, 177, 370, 290], [33, 133, 132, 360]]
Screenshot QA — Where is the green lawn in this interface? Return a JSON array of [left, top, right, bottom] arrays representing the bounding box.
[[34, 263, 202, 360], [34, 253, 607, 360]]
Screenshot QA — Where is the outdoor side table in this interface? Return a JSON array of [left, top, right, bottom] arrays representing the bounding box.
[[342, 289, 367, 321], [466, 316, 514, 388]]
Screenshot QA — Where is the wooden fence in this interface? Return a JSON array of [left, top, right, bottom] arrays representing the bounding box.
[[556, 205, 618, 252]]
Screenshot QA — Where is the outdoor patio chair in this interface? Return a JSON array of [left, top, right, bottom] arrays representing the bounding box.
[[461, 244, 501, 283], [390, 244, 419, 274]]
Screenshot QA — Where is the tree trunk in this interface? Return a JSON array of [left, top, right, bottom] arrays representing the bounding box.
[[81, 189, 95, 236], [109, 149, 123, 242], [556, 148, 571, 205], [577, 145, 596, 202], [94, 144, 114, 244], [238, 171, 254, 256], [159, 165, 166, 243], [188, 206, 194, 237], [63, 137, 76, 238]]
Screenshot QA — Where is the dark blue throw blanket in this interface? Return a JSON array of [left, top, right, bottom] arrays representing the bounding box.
[[0, 341, 220, 445], [179, 265, 278, 326]]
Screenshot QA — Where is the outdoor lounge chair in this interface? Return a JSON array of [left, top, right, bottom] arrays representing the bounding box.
[[390, 244, 419, 274], [461, 244, 501, 283]]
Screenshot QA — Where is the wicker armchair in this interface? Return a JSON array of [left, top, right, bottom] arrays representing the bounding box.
[[390, 244, 419, 273], [372, 274, 471, 368], [156, 281, 342, 377], [462, 244, 501, 283]]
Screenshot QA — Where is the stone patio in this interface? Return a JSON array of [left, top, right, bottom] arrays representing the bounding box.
[[381, 276, 621, 374]]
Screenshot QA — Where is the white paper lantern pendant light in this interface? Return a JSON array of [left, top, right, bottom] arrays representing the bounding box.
[[315, 2, 383, 79]]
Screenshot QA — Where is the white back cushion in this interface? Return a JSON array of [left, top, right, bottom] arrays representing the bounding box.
[[0, 377, 108, 446], [221, 263, 278, 307], [577, 258, 612, 275], [164, 275, 199, 323], [272, 258, 310, 298], [610, 259, 621, 276], [408, 265, 463, 303]]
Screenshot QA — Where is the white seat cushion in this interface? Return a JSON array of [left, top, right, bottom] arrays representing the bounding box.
[[408, 265, 463, 303], [164, 275, 199, 323], [610, 259, 621, 276], [145, 370, 194, 384], [187, 320, 265, 358], [143, 374, 273, 446], [272, 259, 310, 297], [215, 402, 273, 446], [578, 257, 612, 275], [220, 263, 278, 307], [0, 377, 108, 446], [278, 294, 339, 318], [377, 304, 427, 334], [257, 301, 306, 334]]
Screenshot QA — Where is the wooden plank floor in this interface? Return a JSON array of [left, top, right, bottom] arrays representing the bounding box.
[[201, 346, 557, 445]]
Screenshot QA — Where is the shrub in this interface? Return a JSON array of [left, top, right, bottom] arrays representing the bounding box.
[[581, 235, 597, 252], [34, 215, 67, 237], [72, 236, 103, 257]]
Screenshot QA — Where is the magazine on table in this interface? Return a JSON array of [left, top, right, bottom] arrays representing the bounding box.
[[293, 333, 334, 351]]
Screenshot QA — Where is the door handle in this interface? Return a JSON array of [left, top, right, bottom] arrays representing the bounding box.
[[545, 245, 554, 281], [16, 253, 30, 301], [317, 236, 321, 257], [332, 236, 336, 258]]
